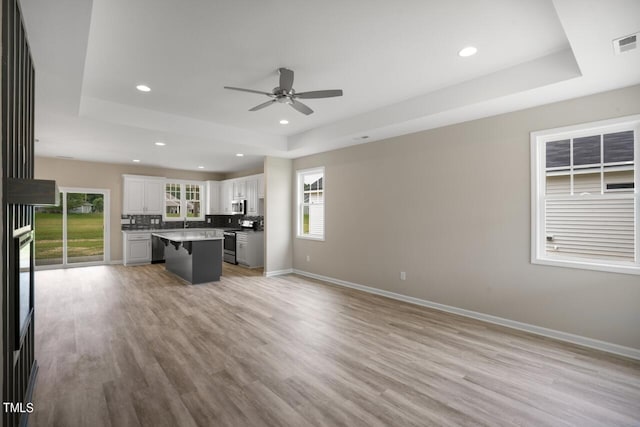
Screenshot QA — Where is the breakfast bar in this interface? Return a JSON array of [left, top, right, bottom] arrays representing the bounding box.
[[152, 230, 223, 284]]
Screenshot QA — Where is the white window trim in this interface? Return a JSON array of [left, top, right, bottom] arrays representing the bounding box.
[[296, 166, 325, 241], [530, 114, 640, 275], [163, 179, 205, 222]]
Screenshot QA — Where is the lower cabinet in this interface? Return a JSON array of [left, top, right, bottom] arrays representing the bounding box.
[[235, 231, 263, 268], [123, 232, 151, 266]]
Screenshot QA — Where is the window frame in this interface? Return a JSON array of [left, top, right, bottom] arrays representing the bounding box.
[[530, 114, 640, 275], [296, 167, 325, 241], [163, 179, 205, 222]]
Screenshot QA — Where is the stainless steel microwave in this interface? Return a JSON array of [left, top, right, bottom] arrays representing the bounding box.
[[231, 199, 246, 215]]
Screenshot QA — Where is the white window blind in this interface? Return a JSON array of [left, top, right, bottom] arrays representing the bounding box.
[[297, 167, 325, 240], [531, 115, 640, 275]]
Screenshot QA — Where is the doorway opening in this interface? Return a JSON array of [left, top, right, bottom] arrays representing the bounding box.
[[34, 188, 110, 268]]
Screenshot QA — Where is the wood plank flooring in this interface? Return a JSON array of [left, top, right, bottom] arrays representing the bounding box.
[[29, 264, 640, 426]]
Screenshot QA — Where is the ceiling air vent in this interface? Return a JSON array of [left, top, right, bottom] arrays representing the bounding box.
[[613, 32, 638, 54]]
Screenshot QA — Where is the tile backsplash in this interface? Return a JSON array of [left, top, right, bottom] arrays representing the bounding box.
[[121, 214, 263, 230]]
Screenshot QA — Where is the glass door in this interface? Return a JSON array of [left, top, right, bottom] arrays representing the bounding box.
[[34, 193, 63, 266], [34, 188, 110, 267]]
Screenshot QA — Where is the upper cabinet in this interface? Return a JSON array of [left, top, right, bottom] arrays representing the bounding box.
[[123, 174, 265, 217], [205, 181, 220, 215], [123, 175, 164, 215], [219, 174, 265, 216], [220, 181, 234, 214], [258, 174, 265, 199], [245, 178, 258, 216], [232, 180, 246, 199]]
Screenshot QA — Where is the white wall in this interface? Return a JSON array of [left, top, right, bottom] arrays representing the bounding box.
[[292, 84, 640, 351], [264, 156, 293, 275]]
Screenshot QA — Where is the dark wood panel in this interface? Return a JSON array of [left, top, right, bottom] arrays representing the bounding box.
[[29, 264, 640, 426], [3, 178, 58, 205], [2, 0, 37, 425]]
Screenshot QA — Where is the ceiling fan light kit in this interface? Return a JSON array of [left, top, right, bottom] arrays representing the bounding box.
[[224, 68, 343, 115]]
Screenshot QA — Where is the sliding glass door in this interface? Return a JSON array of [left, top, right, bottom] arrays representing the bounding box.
[[34, 188, 110, 267]]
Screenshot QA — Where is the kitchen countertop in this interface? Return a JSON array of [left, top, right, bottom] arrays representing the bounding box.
[[151, 230, 224, 242], [123, 227, 239, 233]]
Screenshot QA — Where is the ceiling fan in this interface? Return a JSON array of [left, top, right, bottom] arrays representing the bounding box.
[[224, 68, 343, 115]]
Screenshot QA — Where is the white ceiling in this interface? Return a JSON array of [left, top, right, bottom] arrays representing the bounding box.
[[20, 0, 640, 173]]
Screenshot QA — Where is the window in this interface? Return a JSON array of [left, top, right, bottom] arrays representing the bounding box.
[[531, 115, 640, 275], [297, 167, 325, 240], [165, 183, 181, 218], [164, 181, 204, 221]]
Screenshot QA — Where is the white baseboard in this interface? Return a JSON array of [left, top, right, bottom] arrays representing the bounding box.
[[110, 260, 123, 265], [264, 268, 294, 278], [292, 269, 640, 361]]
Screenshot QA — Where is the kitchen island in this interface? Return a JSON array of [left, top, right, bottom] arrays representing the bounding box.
[[152, 230, 223, 284]]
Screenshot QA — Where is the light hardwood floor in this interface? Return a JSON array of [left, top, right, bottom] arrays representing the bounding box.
[[30, 264, 640, 426]]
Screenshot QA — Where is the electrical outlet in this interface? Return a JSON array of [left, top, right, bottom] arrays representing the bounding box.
[[400, 271, 406, 280], [131, 218, 135, 224], [207, 218, 211, 223], [306, 255, 310, 262], [228, 218, 231, 223]]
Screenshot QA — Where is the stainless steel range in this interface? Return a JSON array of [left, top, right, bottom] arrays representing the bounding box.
[[223, 220, 258, 265], [223, 230, 239, 264]]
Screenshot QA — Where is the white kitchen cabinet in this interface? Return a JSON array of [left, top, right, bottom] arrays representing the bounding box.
[[220, 181, 234, 214], [145, 180, 164, 213], [216, 174, 264, 216], [245, 178, 258, 216], [232, 180, 246, 199], [123, 175, 164, 215], [205, 181, 220, 214], [257, 174, 265, 198], [123, 232, 151, 265]]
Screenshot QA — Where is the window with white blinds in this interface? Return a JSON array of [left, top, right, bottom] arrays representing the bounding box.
[[531, 115, 639, 275], [297, 167, 325, 240]]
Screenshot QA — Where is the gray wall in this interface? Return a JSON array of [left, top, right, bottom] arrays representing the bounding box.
[[264, 156, 293, 274], [292, 84, 640, 350]]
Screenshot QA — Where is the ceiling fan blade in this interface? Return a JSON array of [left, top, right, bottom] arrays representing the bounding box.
[[224, 86, 273, 96], [249, 99, 276, 112], [279, 68, 294, 92], [296, 89, 343, 99], [289, 99, 313, 115]]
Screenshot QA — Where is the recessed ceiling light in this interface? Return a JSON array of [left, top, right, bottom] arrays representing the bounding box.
[[279, 119, 289, 125], [458, 46, 478, 57], [197, 166, 204, 169], [154, 141, 166, 146], [133, 159, 141, 163], [236, 153, 244, 157], [136, 84, 151, 92]]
